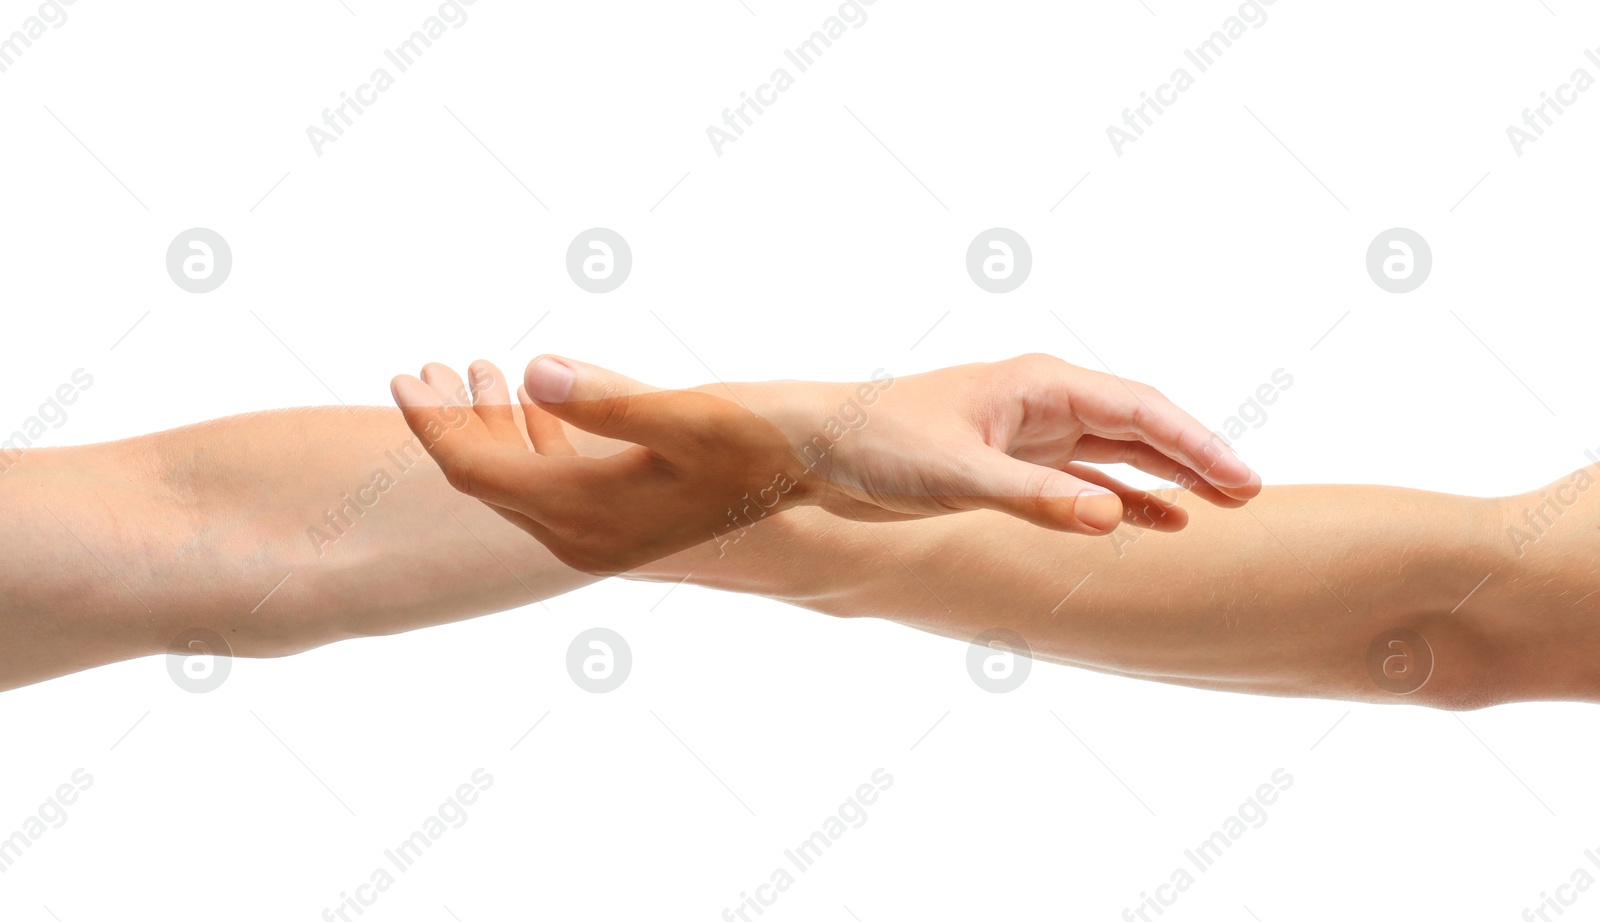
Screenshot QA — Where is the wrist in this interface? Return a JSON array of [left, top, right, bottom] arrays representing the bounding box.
[[719, 375, 897, 484], [730, 379, 850, 453], [624, 506, 851, 604]]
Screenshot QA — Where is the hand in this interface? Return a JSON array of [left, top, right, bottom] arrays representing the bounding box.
[[390, 358, 816, 576], [757, 352, 1260, 533], [391, 353, 1259, 576]]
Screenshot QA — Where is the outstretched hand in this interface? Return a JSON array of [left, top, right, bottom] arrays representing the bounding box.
[[391, 353, 1260, 575], [391, 358, 811, 575], [791, 352, 1260, 529]]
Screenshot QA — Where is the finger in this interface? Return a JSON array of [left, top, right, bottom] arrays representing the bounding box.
[[391, 373, 544, 510], [466, 359, 523, 443], [392, 372, 483, 447], [518, 384, 578, 456], [526, 354, 723, 450], [1062, 463, 1187, 532], [420, 362, 472, 408], [412, 362, 493, 445], [960, 451, 1126, 535], [1069, 436, 1245, 508], [1067, 372, 1260, 499], [505, 386, 535, 452]]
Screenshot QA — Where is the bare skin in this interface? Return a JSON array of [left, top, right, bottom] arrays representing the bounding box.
[[634, 489, 1539, 709], [0, 408, 580, 691], [388, 354, 1260, 574], [14, 340, 1262, 690], [0, 403, 1592, 707]]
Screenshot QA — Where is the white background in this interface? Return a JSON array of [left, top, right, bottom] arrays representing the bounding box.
[[3, 0, 1599, 919]]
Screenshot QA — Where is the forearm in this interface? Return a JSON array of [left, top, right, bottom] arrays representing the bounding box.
[[0, 407, 596, 690], [643, 484, 1561, 707]]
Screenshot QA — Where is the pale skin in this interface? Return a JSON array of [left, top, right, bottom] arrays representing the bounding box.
[[387, 354, 1261, 573], [1, 359, 1593, 707], [14, 350, 1258, 689]]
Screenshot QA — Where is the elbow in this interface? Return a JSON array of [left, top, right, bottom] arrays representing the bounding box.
[[1367, 618, 1538, 711]]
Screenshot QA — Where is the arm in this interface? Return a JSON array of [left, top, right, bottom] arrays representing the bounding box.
[[8, 402, 1583, 707], [0, 407, 591, 691], [631, 478, 1595, 709], [0, 350, 1259, 692], [407, 351, 1549, 708]]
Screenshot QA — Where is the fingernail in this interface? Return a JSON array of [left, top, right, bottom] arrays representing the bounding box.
[[526, 358, 574, 403], [1075, 487, 1123, 533], [391, 375, 438, 408], [468, 361, 493, 393]]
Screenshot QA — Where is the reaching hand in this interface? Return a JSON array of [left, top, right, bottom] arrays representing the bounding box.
[[390, 358, 812, 575], [774, 352, 1259, 531], [390, 353, 1260, 575]]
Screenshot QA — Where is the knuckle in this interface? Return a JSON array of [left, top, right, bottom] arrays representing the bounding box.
[[1025, 470, 1056, 512], [674, 398, 729, 451], [665, 394, 742, 456], [595, 395, 633, 433], [1126, 400, 1148, 434], [441, 456, 477, 496], [1010, 352, 1059, 374]]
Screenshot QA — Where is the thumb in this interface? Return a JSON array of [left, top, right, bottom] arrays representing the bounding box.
[[965, 453, 1125, 534], [524, 355, 674, 446]]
